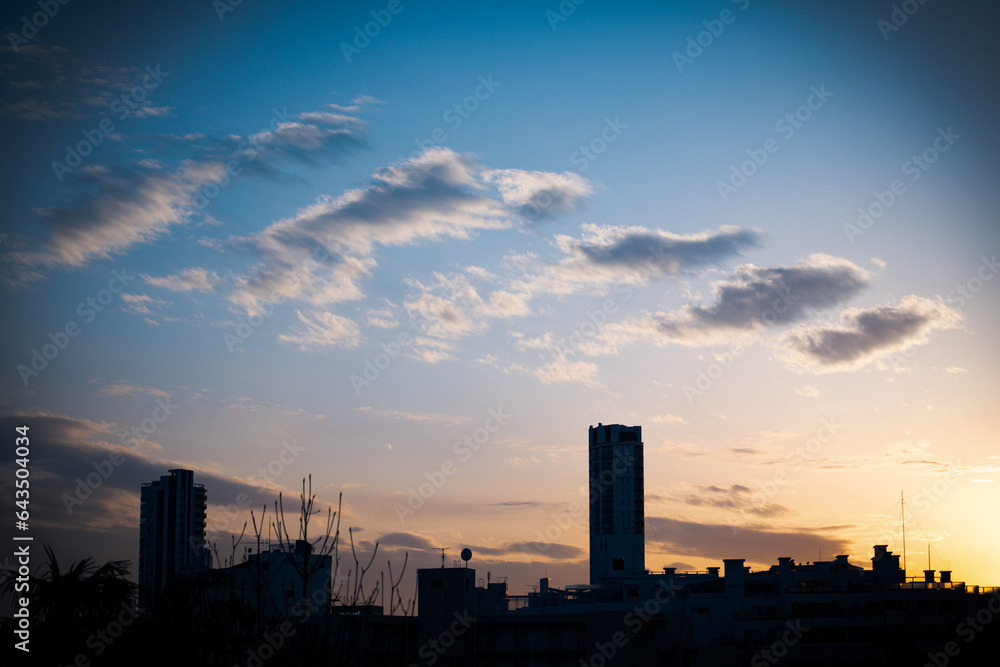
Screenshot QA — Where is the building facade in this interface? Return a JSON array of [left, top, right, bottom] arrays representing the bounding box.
[[138, 468, 211, 608], [589, 423, 645, 584]]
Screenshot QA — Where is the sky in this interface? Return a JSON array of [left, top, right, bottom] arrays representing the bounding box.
[[1, 0, 998, 600]]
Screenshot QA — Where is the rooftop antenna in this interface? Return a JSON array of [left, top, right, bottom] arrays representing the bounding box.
[[437, 547, 450, 568], [901, 490, 907, 579]]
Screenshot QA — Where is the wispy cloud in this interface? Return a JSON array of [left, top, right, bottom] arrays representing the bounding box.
[[356, 407, 467, 426], [225, 148, 517, 317], [93, 379, 172, 398], [403, 224, 761, 357], [277, 310, 361, 351], [4, 104, 371, 284], [0, 44, 171, 121], [7, 161, 224, 275], [143, 267, 221, 292], [650, 413, 687, 425], [652, 483, 792, 518]]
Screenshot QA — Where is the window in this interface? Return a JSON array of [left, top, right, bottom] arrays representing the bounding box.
[[613, 558, 625, 571], [430, 578, 443, 589]]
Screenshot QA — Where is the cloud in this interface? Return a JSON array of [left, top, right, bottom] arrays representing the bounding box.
[[242, 111, 365, 166], [485, 168, 592, 220], [366, 530, 585, 562], [509, 225, 762, 299], [93, 380, 172, 398], [372, 532, 438, 551], [326, 95, 383, 114], [658, 484, 792, 518], [782, 295, 962, 371], [516, 254, 871, 361], [646, 516, 848, 565], [277, 310, 361, 351], [143, 267, 221, 292], [502, 541, 586, 560], [566, 225, 761, 275], [403, 335, 457, 364], [405, 272, 531, 340], [648, 254, 870, 345], [364, 307, 398, 329], [0, 44, 165, 121], [0, 413, 293, 547], [534, 356, 603, 388], [226, 148, 515, 316], [650, 413, 686, 425], [356, 407, 466, 426], [4, 101, 372, 283], [120, 292, 171, 317], [401, 224, 760, 358], [7, 161, 225, 275], [795, 385, 820, 398]]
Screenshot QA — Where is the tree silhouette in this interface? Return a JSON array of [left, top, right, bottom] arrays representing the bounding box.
[[1, 545, 136, 664]]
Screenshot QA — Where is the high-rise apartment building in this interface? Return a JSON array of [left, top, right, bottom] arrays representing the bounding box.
[[139, 468, 211, 608], [589, 423, 644, 584]]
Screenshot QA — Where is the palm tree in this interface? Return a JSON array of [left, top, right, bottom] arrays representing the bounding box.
[[1, 545, 136, 663]]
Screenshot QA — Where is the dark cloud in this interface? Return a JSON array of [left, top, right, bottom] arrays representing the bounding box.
[[360, 532, 585, 562], [646, 516, 850, 565], [783, 295, 961, 370], [654, 254, 870, 341], [576, 226, 762, 274], [0, 413, 285, 536], [502, 542, 586, 561], [0, 43, 162, 121], [373, 532, 439, 551], [672, 484, 792, 519]]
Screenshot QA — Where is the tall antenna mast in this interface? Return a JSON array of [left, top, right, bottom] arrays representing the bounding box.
[[437, 547, 449, 568], [901, 490, 907, 580]]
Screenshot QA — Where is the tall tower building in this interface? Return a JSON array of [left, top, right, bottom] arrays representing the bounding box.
[[589, 423, 644, 584], [139, 468, 211, 608]]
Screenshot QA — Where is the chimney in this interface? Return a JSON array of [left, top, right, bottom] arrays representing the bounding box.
[[940, 571, 952, 584], [924, 569, 936, 584]]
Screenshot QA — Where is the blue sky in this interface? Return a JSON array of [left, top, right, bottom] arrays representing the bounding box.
[[1, 0, 998, 594]]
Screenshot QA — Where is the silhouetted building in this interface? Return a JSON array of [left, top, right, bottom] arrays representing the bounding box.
[[403, 423, 1000, 666], [589, 423, 644, 584], [139, 468, 210, 609], [226, 541, 332, 620]]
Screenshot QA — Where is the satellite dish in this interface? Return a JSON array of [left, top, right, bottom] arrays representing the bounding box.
[[461, 548, 472, 563]]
